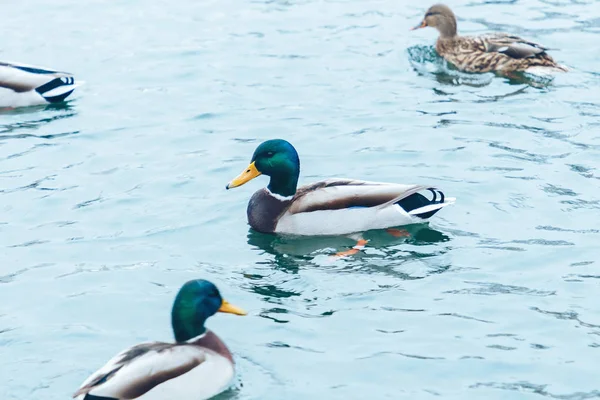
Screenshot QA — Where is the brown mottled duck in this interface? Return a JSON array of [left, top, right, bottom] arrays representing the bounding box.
[[411, 4, 568, 74]]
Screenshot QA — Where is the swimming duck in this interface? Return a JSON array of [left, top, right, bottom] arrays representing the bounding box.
[[0, 61, 79, 108], [73, 279, 246, 400], [411, 4, 568, 74], [226, 139, 455, 236]]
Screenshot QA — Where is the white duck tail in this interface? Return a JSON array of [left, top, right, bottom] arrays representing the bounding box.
[[0, 61, 80, 108]]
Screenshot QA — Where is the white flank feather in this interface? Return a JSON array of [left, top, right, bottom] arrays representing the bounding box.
[[0, 87, 46, 108], [75, 344, 234, 400], [276, 201, 451, 236], [271, 179, 455, 235]]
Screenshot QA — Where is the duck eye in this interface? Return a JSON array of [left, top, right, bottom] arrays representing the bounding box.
[[266, 151, 274, 157]]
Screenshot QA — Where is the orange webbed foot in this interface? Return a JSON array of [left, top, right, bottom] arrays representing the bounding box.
[[332, 239, 368, 258], [386, 228, 410, 238]]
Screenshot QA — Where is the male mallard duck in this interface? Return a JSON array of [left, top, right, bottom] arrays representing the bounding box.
[[226, 139, 455, 236], [411, 4, 568, 74], [0, 61, 79, 108], [73, 279, 246, 400]]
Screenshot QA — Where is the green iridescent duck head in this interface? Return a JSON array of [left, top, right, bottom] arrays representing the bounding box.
[[226, 139, 300, 198], [171, 279, 246, 343]]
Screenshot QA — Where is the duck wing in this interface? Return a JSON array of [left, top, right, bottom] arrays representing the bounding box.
[[73, 342, 206, 399], [482, 33, 549, 59], [288, 179, 441, 214], [0, 61, 73, 92]]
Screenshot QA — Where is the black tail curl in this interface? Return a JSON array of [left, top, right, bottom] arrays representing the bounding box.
[[396, 188, 446, 219]]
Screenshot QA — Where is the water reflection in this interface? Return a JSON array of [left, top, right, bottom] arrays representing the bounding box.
[[249, 224, 449, 254], [246, 224, 452, 279], [407, 45, 494, 87], [0, 101, 74, 116], [0, 104, 77, 140]]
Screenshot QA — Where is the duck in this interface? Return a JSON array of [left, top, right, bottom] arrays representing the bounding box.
[[0, 61, 80, 108], [411, 4, 568, 74], [73, 279, 246, 400], [226, 139, 455, 236]]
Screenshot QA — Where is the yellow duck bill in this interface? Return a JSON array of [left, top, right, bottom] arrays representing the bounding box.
[[218, 300, 247, 316], [226, 161, 261, 189]]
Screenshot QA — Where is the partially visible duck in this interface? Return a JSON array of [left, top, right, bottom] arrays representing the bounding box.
[[226, 139, 455, 236], [0, 61, 80, 108], [411, 4, 568, 74], [73, 279, 246, 400]]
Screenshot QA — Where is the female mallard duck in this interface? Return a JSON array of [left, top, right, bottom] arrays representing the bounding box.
[[73, 279, 246, 400], [226, 139, 455, 236], [411, 4, 568, 74], [0, 61, 79, 108]]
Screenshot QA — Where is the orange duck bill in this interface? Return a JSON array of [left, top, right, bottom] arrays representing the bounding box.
[[411, 20, 427, 30]]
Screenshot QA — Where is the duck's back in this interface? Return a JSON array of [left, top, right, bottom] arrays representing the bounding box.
[[436, 33, 566, 73]]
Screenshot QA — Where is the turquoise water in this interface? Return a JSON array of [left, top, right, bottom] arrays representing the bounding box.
[[1, 0, 599, 399]]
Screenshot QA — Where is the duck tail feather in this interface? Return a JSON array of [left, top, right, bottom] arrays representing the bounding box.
[[377, 185, 431, 209], [408, 197, 455, 219], [397, 188, 455, 219]]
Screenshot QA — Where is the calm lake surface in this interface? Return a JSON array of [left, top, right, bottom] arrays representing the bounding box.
[[1, 0, 599, 399]]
